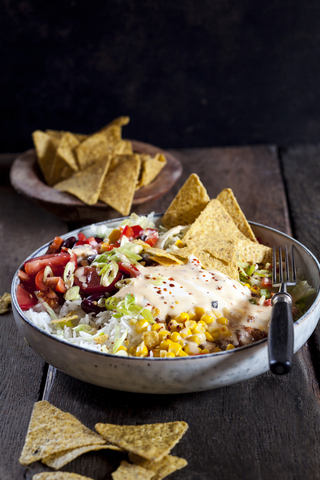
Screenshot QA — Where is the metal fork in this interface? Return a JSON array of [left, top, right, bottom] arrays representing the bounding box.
[[268, 245, 297, 375]]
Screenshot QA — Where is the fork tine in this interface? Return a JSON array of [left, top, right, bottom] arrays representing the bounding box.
[[291, 245, 297, 283], [284, 245, 289, 283], [272, 246, 277, 285], [278, 246, 283, 284]]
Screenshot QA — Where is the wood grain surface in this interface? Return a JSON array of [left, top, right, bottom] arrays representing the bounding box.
[[2, 146, 320, 480]]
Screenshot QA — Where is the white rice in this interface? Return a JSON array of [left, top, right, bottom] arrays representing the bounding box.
[[25, 299, 144, 354]]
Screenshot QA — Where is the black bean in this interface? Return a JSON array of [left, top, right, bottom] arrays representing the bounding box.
[[62, 236, 77, 249]]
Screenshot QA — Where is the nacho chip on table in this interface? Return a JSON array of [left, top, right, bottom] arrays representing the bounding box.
[[0, 292, 11, 314], [99, 154, 141, 216], [136, 153, 167, 189], [49, 132, 80, 185], [217, 188, 257, 242], [75, 133, 114, 170], [95, 421, 188, 462], [33, 473, 95, 480], [129, 452, 188, 480], [54, 158, 111, 205], [32, 130, 60, 185], [42, 443, 123, 470], [19, 401, 106, 466], [161, 174, 210, 229], [112, 460, 154, 480]]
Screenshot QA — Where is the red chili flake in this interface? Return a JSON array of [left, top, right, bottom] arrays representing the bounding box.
[[168, 277, 174, 281], [217, 286, 222, 290], [169, 284, 175, 287], [164, 301, 167, 304], [163, 288, 167, 291]]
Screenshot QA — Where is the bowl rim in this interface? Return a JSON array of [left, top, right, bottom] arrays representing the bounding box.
[[11, 215, 320, 363]]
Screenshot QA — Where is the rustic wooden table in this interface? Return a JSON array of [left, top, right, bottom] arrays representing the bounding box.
[[1, 145, 320, 480]]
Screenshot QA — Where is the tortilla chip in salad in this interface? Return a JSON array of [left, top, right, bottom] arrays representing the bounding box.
[[19, 401, 106, 465], [162, 174, 210, 229], [217, 188, 257, 242], [54, 158, 110, 205]]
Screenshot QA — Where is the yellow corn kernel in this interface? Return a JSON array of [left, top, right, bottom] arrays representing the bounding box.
[[129, 347, 137, 356], [194, 306, 205, 319], [136, 341, 148, 357], [160, 350, 168, 358], [192, 324, 206, 334], [178, 349, 188, 357], [198, 320, 209, 329], [152, 323, 162, 332], [117, 345, 128, 352], [167, 352, 175, 357], [222, 307, 229, 317], [226, 344, 235, 350], [213, 310, 222, 318], [188, 334, 202, 345], [152, 349, 161, 357], [187, 311, 197, 320], [158, 329, 170, 341], [135, 319, 149, 333], [250, 285, 260, 294], [245, 283, 251, 289], [184, 344, 201, 355], [168, 342, 182, 355], [185, 320, 197, 329], [201, 314, 214, 324], [180, 327, 192, 338], [178, 338, 185, 347], [201, 348, 210, 354], [175, 239, 185, 247], [214, 347, 222, 353], [129, 319, 137, 325], [175, 312, 189, 323], [160, 339, 172, 351], [220, 326, 232, 337], [205, 331, 214, 342], [170, 332, 181, 342], [167, 319, 180, 332], [108, 228, 121, 244], [217, 317, 229, 325]]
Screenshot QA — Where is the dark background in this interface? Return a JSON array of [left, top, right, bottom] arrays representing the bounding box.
[[2, 0, 320, 152]]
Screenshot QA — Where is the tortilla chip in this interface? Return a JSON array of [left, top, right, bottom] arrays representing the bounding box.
[[76, 133, 114, 169], [162, 174, 210, 229], [142, 247, 183, 265], [32, 130, 60, 185], [50, 132, 80, 185], [137, 153, 167, 188], [99, 154, 141, 216], [95, 421, 188, 462], [112, 460, 154, 480], [42, 443, 123, 470], [129, 453, 188, 480], [33, 473, 94, 480], [236, 237, 272, 264], [100, 116, 130, 129], [46, 129, 88, 142], [182, 199, 247, 246], [54, 158, 111, 205], [184, 235, 236, 264], [0, 292, 11, 314], [217, 188, 257, 242], [176, 247, 238, 279], [19, 401, 106, 465], [117, 139, 133, 154]]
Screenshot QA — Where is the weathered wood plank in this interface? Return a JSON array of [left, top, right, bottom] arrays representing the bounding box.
[[0, 185, 68, 479]]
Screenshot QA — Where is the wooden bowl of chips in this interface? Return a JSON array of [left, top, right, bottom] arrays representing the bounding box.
[[10, 141, 182, 223]]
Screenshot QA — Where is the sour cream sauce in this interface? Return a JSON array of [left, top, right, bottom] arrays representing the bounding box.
[[115, 256, 271, 331]]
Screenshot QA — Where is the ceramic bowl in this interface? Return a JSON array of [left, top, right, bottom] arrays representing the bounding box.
[[11, 216, 320, 394]]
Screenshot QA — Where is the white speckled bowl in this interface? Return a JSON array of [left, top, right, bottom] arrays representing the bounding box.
[[11, 215, 320, 394]]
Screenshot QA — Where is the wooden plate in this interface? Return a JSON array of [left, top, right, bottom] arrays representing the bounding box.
[[10, 140, 182, 223]]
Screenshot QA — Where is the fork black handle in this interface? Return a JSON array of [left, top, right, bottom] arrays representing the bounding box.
[[268, 292, 294, 375]]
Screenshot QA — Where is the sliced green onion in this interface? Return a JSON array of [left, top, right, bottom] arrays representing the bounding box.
[[113, 327, 128, 354], [64, 262, 75, 282], [73, 324, 95, 334], [246, 264, 256, 277], [43, 266, 53, 282], [100, 260, 119, 287], [260, 288, 271, 299], [140, 308, 155, 324], [64, 286, 80, 301]]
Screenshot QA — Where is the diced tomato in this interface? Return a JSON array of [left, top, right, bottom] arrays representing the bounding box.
[[35, 269, 48, 291], [70, 252, 78, 268], [264, 298, 272, 306], [46, 236, 64, 254], [74, 266, 122, 294], [36, 289, 59, 309], [17, 284, 37, 310], [121, 225, 134, 239], [55, 277, 67, 293], [131, 225, 144, 237], [118, 262, 141, 278], [141, 228, 158, 247], [261, 277, 272, 288], [120, 225, 144, 242], [35, 267, 67, 293], [18, 270, 36, 292], [24, 253, 70, 276]]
